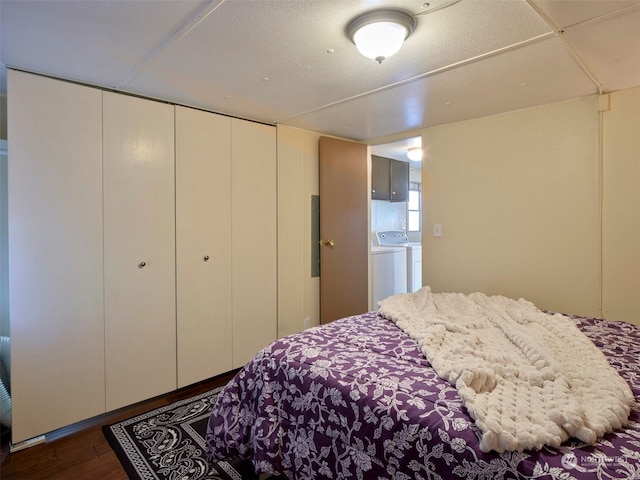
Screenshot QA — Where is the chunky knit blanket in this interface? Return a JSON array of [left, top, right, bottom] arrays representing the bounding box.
[[378, 287, 635, 453]]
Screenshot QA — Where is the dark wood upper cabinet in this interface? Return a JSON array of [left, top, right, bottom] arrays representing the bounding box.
[[371, 155, 390, 200], [390, 158, 409, 202], [371, 155, 408, 202]]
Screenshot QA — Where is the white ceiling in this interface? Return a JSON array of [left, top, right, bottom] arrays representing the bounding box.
[[1, 0, 639, 144]]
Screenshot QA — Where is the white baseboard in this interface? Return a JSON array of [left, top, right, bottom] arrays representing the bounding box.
[[9, 434, 46, 453]]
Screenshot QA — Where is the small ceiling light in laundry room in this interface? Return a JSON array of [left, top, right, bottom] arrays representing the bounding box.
[[346, 9, 416, 63], [407, 147, 422, 161]]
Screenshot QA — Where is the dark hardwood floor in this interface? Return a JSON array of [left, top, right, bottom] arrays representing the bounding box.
[[0, 370, 238, 479]]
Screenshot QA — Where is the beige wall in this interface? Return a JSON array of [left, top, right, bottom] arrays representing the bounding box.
[[280, 88, 640, 330], [417, 88, 640, 325], [602, 87, 640, 325], [277, 125, 321, 337], [420, 96, 602, 318]]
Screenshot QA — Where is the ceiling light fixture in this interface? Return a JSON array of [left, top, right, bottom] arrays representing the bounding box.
[[407, 147, 422, 161], [346, 9, 416, 64]]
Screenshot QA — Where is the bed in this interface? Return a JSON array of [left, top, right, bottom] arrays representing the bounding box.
[[205, 293, 640, 480]]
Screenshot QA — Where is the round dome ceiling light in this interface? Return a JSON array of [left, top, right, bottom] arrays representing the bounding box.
[[346, 9, 417, 64], [407, 147, 423, 161]]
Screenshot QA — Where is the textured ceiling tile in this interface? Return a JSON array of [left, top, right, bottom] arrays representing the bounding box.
[[286, 36, 598, 141], [562, 7, 640, 91], [1, 0, 209, 88], [128, 0, 552, 123], [1, 0, 638, 140], [532, 0, 640, 28]]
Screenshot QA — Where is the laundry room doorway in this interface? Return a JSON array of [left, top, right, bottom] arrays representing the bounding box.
[[370, 136, 423, 305]]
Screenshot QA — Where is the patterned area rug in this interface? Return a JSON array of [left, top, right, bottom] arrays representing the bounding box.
[[103, 386, 258, 480]]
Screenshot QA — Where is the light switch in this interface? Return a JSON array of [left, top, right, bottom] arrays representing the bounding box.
[[433, 224, 442, 237]]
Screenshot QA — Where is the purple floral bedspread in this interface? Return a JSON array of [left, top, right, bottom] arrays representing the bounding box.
[[205, 312, 640, 479]]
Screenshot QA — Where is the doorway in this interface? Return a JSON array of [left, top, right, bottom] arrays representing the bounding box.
[[370, 136, 423, 310], [370, 136, 423, 241]]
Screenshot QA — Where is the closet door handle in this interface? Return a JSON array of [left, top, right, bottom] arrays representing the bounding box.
[[138, 261, 146, 269], [203, 256, 210, 262]]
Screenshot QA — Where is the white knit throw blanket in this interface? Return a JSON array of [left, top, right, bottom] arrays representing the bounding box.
[[378, 287, 635, 453]]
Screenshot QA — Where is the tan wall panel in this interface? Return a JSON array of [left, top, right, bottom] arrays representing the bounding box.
[[602, 87, 640, 325], [421, 96, 601, 317], [276, 125, 327, 337]]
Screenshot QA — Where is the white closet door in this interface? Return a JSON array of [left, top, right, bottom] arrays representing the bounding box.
[[175, 106, 232, 387], [103, 92, 176, 410], [231, 119, 277, 367], [8, 71, 105, 443]]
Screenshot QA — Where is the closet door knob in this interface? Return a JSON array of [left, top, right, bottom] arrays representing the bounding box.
[[138, 261, 146, 269], [203, 256, 210, 262]]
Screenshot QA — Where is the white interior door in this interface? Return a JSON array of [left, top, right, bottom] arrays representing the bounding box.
[[103, 92, 176, 410], [176, 106, 232, 387]]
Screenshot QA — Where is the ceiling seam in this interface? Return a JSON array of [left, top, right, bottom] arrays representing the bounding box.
[[524, 0, 603, 95], [560, 2, 640, 32], [277, 32, 555, 124], [115, 0, 227, 90]]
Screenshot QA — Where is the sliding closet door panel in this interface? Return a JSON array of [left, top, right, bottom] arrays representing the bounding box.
[[231, 119, 277, 368], [176, 106, 232, 387], [8, 71, 105, 443], [103, 92, 176, 410]]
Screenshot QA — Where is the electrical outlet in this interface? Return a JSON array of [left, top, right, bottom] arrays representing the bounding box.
[[304, 317, 310, 329]]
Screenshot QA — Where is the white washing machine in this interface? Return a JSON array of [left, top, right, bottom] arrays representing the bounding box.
[[375, 231, 422, 293], [371, 246, 407, 310]]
